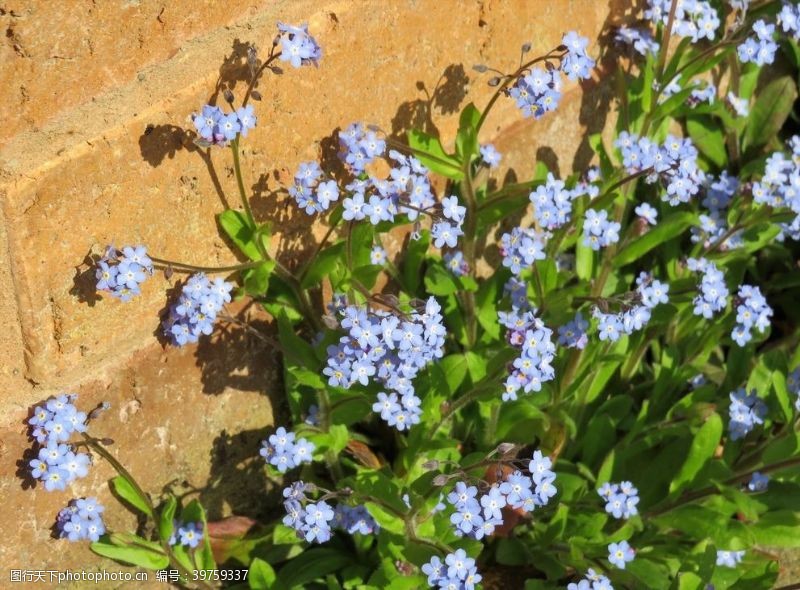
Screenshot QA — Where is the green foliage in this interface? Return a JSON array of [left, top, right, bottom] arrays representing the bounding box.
[[86, 8, 800, 590]]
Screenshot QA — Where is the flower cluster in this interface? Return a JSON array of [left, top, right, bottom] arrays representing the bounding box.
[[500, 227, 545, 274], [422, 549, 481, 590], [614, 26, 659, 56], [508, 67, 563, 120], [529, 173, 578, 229], [728, 388, 767, 440], [447, 451, 556, 539], [558, 311, 589, 350], [333, 504, 379, 535], [162, 273, 233, 346], [732, 284, 772, 346], [507, 31, 593, 119], [95, 245, 154, 302], [339, 122, 387, 173], [716, 550, 745, 568], [692, 172, 741, 249], [568, 569, 615, 590], [615, 132, 704, 206], [289, 161, 340, 215], [193, 104, 256, 146], [738, 20, 777, 66], [324, 297, 445, 431], [282, 482, 336, 544], [687, 258, 728, 319], [277, 22, 322, 68], [168, 521, 204, 549], [608, 541, 635, 570], [779, 3, 800, 39], [598, 481, 640, 520], [27, 394, 92, 492], [259, 427, 315, 473], [582, 209, 620, 250], [645, 0, 719, 42], [560, 31, 596, 81], [592, 274, 669, 343], [56, 498, 106, 542], [753, 138, 800, 241], [335, 133, 464, 247], [432, 195, 466, 249], [500, 312, 556, 401]]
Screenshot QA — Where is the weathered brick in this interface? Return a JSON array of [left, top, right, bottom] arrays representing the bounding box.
[[0, 0, 623, 578], [1, 0, 615, 386], [0, 0, 269, 143]]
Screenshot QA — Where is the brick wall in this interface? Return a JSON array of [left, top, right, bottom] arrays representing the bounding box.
[[0, 0, 624, 582]]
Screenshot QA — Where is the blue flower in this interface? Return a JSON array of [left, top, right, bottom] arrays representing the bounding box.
[[96, 245, 154, 302], [716, 549, 745, 567], [235, 105, 257, 136], [747, 471, 769, 492], [162, 273, 232, 346], [277, 22, 322, 68], [193, 105, 223, 141], [178, 522, 203, 548], [732, 284, 772, 346], [561, 31, 595, 81], [558, 312, 589, 350], [728, 388, 767, 440], [479, 144, 502, 168], [260, 426, 315, 473], [615, 26, 659, 56], [444, 251, 469, 277], [634, 202, 658, 225], [582, 209, 620, 250], [598, 480, 639, 520], [608, 540, 635, 569], [738, 20, 777, 65], [645, 0, 719, 42]]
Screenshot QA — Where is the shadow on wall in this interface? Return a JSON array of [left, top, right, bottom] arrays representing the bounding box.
[[572, 0, 644, 172]]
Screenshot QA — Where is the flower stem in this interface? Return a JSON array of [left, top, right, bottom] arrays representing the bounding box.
[[150, 257, 261, 274]]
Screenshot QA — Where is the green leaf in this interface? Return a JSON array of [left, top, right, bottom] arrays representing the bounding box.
[[614, 211, 695, 267], [407, 130, 463, 180], [243, 260, 275, 297], [277, 548, 353, 589], [575, 238, 594, 280], [743, 76, 798, 153], [363, 502, 405, 535], [590, 133, 615, 177], [401, 230, 430, 294], [750, 511, 800, 547], [464, 351, 487, 382], [456, 103, 481, 160], [424, 262, 460, 296], [277, 309, 320, 370], [249, 557, 277, 589], [301, 243, 344, 289], [440, 354, 469, 393], [687, 115, 727, 168], [91, 537, 169, 570], [158, 495, 178, 544], [669, 413, 723, 494], [218, 209, 260, 261], [110, 475, 152, 517]]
